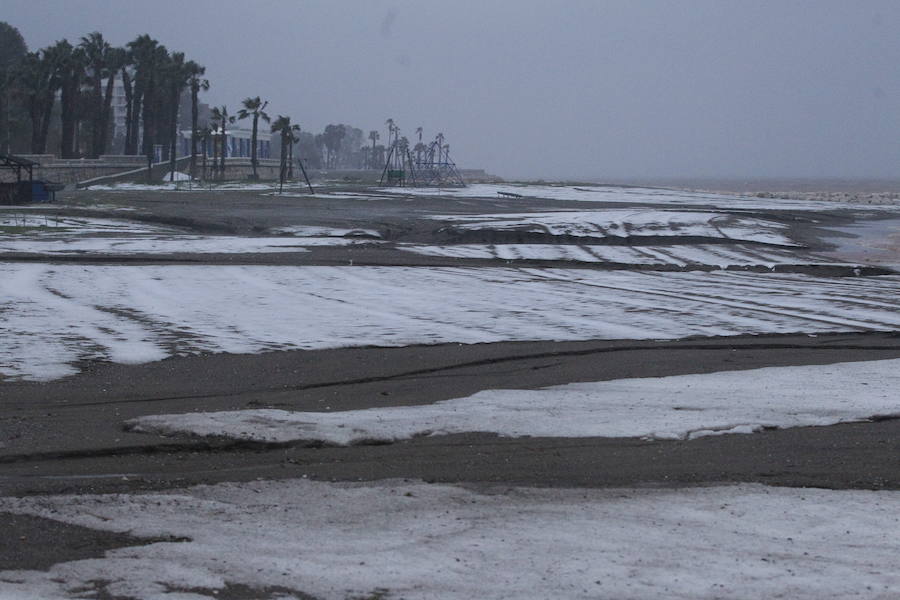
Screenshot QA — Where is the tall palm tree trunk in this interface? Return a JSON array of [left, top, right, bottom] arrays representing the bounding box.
[[190, 87, 198, 178], [60, 78, 79, 158], [89, 73, 102, 158], [98, 70, 116, 156], [169, 88, 179, 181], [288, 139, 294, 178], [250, 113, 259, 178], [219, 126, 227, 177], [129, 85, 143, 155], [121, 68, 134, 154], [279, 130, 287, 185]]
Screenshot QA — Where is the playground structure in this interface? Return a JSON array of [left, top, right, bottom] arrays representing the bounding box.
[[379, 125, 465, 188]]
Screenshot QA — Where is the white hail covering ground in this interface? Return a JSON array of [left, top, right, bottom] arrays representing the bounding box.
[[268, 225, 382, 238], [129, 358, 900, 444], [0, 236, 379, 255], [2, 264, 899, 381], [264, 191, 397, 200], [385, 183, 893, 211], [0, 215, 172, 235], [435, 210, 796, 245], [402, 243, 831, 267], [1, 480, 898, 600], [0, 237, 364, 255], [85, 181, 333, 192], [0, 218, 380, 254]]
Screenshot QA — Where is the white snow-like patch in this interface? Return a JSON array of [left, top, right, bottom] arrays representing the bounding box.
[[0, 236, 377, 255], [269, 225, 382, 238], [2, 264, 899, 381], [86, 181, 272, 191], [1, 480, 899, 599], [402, 243, 830, 268], [86, 182, 182, 191], [0, 215, 172, 235], [385, 183, 895, 211], [0, 215, 381, 254], [265, 191, 393, 200], [435, 209, 796, 245], [86, 181, 324, 192], [128, 358, 900, 444]]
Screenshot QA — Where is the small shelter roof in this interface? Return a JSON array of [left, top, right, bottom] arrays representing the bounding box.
[[0, 153, 36, 186], [0, 153, 39, 169]]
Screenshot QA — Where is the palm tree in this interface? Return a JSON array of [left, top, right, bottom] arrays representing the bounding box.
[[373, 144, 385, 169], [322, 124, 345, 169], [125, 35, 155, 155], [79, 32, 126, 158], [270, 115, 289, 186], [15, 47, 61, 154], [271, 115, 300, 186], [126, 34, 168, 157], [79, 32, 110, 158], [142, 43, 170, 160], [368, 130, 379, 169], [413, 142, 425, 164], [0, 22, 27, 154], [385, 118, 394, 147], [360, 145, 370, 169], [119, 56, 134, 154], [164, 52, 191, 180], [197, 125, 211, 180], [185, 61, 208, 179], [435, 132, 445, 163], [55, 40, 85, 158], [237, 96, 269, 179], [210, 105, 233, 177]]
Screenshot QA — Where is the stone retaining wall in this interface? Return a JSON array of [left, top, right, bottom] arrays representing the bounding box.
[[1, 155, 152, 184], [2, 154, 500, 186]]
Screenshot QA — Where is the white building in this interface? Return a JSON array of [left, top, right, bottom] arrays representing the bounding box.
[[179, 127, 272, 160]]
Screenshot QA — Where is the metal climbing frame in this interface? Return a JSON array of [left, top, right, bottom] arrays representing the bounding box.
[[379, 130, 466, 188]]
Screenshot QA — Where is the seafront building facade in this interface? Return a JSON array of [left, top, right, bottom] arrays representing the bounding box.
[[178, 128, 271, 161], [107, 74, 271, 161]]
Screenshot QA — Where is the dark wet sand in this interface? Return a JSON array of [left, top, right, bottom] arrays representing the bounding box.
[[3, 331, 900, 497]]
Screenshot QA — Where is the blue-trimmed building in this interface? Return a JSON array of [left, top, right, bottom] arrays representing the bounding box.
[[179, 128, 271, 159]]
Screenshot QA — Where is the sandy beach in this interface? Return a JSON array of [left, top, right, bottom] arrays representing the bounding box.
[[2, 182, 899, 599]]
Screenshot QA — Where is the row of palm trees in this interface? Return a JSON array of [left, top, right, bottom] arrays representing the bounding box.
[[195, 97, 302, 182], [11, 32, 207, 163], [199, 97, 298, 181], [8, 29, 289, 182]]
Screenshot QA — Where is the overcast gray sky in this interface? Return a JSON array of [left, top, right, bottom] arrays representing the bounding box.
[[6, 0, 900, 180]]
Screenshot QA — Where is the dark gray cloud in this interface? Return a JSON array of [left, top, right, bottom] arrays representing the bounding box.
[[6, 0, 900, 180]]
